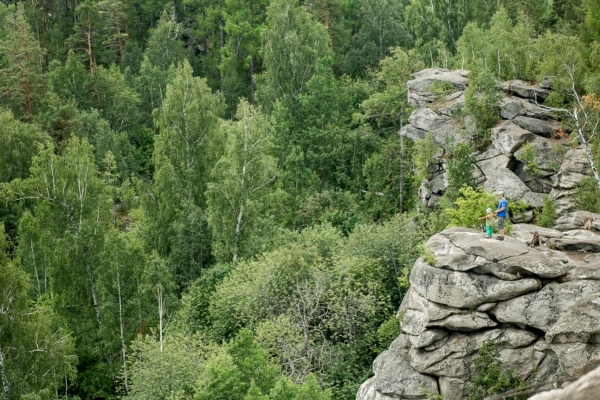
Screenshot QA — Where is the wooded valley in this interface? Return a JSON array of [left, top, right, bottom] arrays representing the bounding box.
[[2, 0, 600, 399]]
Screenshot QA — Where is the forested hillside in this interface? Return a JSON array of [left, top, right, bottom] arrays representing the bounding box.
[[2, 0, 600, 399]]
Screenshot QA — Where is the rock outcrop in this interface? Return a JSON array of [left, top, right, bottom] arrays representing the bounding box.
[[401, 68, 583, 217], [528, 364, 600, 400], [357, 227, 600, 400]]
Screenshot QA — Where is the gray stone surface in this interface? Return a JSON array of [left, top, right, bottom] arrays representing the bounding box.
[[551, 149, 591, 217], [528, 365, 600, 400], [407, 68, 468, 107], [502, 80, 550, 101], [548, 229, 600, 252], [480, 166, 545, 207], [410, 259, 541, 309], [356, 335, 439, 400], [513, 116, 560, 136], [491, 281, 600, 332], [544, 293, 600, 380], [409, 328, 539, 378], [492, 120, 535, 155]]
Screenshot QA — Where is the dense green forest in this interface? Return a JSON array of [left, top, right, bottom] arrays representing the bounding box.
[[2, 0, 600, 398]]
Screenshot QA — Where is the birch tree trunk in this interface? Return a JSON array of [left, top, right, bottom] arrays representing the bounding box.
[[0, 345, 9, 397]]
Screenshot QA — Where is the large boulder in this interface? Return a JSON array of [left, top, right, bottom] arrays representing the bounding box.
[[491, 281, 600, 332], [356, 335, 439, 400], [409, 328, 541, 379], [551, 149, 591, 216], [478, 164, 544, 207], [500, 97, 554, 120], [410, 259, 541, 309], [425, 229, 569, 280], [502, 80, 550, 102], [554, 211, 600, 232], [400, 288, 497, 335], [541, 293, 600, 379], [401, 107, 465, 145], [492, 120, 535, 155], [528, 365, 600, 400], [407, 69, 468, 107], [513, 116, 560, 137]]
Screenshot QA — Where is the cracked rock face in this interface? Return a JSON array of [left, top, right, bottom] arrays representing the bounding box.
[[528, 364, 600, 400], [358, 226, 600, 400]]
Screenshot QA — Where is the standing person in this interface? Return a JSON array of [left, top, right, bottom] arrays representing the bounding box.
[[478, 208, 494, 238], [495, 191, 508, 240]]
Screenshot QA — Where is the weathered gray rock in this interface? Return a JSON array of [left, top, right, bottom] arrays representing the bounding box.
[[429, 172, 447, 194], [528, 365, 600, 400], [543, 293, 600, 380], [514, 136, 567, 173], [513, 116, 560, 136], [407, 69, 468, 107], [409, 328, 539, 378], [548, 230, 600, 252], [551, 149, 591, 217], [480, 166, 545, 207], [408, 329, 449, 349], [410, 259, 541, 309], [439, 377, 467, 400], [400, 288, 496, 334], [502, 80, 550, 101], [515, 163, 557, 194], [554, 211, 600, 231], [491, 281, 600, 332], [436, 91, 465, 117], [404, 107, 465, 145], [500, 97, 554, 120], [425, 230, 568, 279], [492, 120, 535, 155], [356, 335, 439, 400], [509, 224, 565, 244], [571, 263, 600, 280]]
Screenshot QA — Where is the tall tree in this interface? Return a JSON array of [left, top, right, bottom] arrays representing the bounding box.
[[0, 226, 77, 399], [258, 0, 331, 109], [67, 0, 108, 75], [0, 4, 46, 118], [206, 99, 278, 262], [148, 60, 224, 261]]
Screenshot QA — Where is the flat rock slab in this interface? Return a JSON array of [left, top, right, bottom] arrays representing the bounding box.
[[549, 230, 600, 252], [410, 259, 541, 309], [491, 281, 600, 332], [510, 224, 565, 243], [513, 116, 559, 136], [502, 80, 549, 101], [356, 335, 439, 400], [448, 230, 529, 262]]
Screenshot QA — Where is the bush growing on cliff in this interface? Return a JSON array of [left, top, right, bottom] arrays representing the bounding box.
[[465, 341, 525, 400], [446, 186, 497, 230]]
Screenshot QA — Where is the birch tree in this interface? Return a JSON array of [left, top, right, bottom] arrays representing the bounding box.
[[0, 226, 77, 399], [207, 100, 278, 262], [149, 60, 224, 266]]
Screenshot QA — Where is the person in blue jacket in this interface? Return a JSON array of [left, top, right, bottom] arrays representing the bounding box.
[[494, 190, 508, 241]]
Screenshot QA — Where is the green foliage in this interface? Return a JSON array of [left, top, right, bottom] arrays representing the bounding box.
[[537, 196, 557, 228], [0, 110, 48, 182], [0, 225, 77, 399], [446, 186, 498, 230], [465, 65, 501, 147], [445, 142, 477, 202], [125, 332, 208, 399], [575, 177, 600, 213], [519, 143, 542, 176], [465, 341, 525, 400], [413, 133, 440, 186]]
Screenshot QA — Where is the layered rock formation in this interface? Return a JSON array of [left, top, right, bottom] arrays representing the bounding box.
[[401, 68, 588, 217], [357, 225, 600, 400]]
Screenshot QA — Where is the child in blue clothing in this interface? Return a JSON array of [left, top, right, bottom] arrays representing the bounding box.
[[478, 208, 494, 238]]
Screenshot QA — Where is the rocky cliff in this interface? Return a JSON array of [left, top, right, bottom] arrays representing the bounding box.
[[402, 68, 590, 217], [356, 70, 600, 400]]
